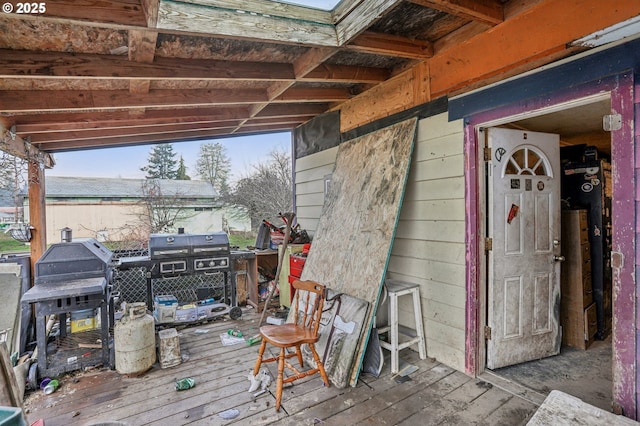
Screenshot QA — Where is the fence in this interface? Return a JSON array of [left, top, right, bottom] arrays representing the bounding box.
[[112, 249, 228, 306]]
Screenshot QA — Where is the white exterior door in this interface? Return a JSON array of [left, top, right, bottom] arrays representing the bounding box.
[[486, 127, 562, 369]]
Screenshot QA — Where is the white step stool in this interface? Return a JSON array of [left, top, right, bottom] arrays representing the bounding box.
[[377, 279, 427, 374]]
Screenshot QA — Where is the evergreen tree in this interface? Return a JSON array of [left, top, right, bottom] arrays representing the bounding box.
[[140, 144, 178, 179], [176, 156, 191, 180], [196, 143, 231, 195]]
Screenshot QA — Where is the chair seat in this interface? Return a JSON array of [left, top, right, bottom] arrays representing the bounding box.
[[260, 324, 318, 347]]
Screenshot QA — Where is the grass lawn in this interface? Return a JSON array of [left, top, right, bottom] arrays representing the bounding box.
[[228, 231, 257, 250], [0, 231, 30, 254]]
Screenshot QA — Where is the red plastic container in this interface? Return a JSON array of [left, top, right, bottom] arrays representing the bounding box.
[[289, 255, 306, 278]]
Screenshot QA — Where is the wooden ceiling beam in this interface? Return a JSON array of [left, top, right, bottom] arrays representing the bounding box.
[[141, 0, 160, 27], [9, 106, 252, 129], [37, 127, 241, 149], [0, 50, 295, 81], [259, 47, 338, 116], [13, 105, 321, 135], [408, 0, 504, 26], [37, 125, 296, 152], [256, 103, 330, 117], [29, 120, 245, 143], [0, 89, 270, 112], [20, 0, 148, 27], [28, 115, 309, 144], [0, 49, 387, 84], [18, 113, 315, 136], [1, 87, 346, 112], [128, 29, 158, 63], [347, 31, 434, 59], [275, 87, 352, 102], [303, 63, 390, 83]]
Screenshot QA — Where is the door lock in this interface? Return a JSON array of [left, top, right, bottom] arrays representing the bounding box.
[[553, 255, 565, 262]]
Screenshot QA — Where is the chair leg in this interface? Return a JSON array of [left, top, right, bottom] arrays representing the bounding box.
[[296, 345, 304, 368], [253, 339, 267, 376], [275, 347, 285, 411], [308, 343, 330, 387]]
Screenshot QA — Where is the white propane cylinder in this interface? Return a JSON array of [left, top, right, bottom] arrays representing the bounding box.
[[115, 302, 156, 375]]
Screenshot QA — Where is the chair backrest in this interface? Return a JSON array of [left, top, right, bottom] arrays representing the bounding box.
[[291, 279, 326, 335]]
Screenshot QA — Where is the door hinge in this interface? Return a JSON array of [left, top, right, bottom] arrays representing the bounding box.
[[484, 326, 492, 340], [485, 237, 492, 251], [483, 147, 492, 161], [603, 114, 622, 131]]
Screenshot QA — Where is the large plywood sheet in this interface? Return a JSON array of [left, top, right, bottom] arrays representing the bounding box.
[[300, 118, 417, 386]]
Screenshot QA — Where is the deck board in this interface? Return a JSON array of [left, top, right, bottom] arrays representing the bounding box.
[[23, 309, 540, 425]]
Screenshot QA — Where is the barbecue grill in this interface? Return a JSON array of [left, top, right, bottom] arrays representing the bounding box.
[[117, 231, 241, 321], [22, 236, 115, 376]]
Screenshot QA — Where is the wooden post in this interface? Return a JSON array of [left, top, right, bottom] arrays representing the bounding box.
[[28, 159, 47, 277]]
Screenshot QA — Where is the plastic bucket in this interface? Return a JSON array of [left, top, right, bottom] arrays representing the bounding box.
[[0, 406, 26, 426]]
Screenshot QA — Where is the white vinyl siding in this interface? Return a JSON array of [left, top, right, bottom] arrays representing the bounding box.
[[294, 146, 339, 237], [387, 112, 466, 371], [293, 112, 467, 372]]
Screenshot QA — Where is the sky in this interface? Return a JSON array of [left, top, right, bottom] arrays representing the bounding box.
[[45, 132, 292, 183]]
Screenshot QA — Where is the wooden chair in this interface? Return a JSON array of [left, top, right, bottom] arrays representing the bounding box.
[[253, 279, 330, 411]]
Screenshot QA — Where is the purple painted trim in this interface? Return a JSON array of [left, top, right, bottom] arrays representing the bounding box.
[[610, 73, 636, 420], [461, 74, 637, 418]]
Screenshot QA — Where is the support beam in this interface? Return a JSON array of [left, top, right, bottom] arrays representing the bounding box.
[[27, 159, 47, 267], [408, 0, 504, 26], [141, 0, 159, 27], [348, 31, 434, 59], [0, 124, 54, 168]]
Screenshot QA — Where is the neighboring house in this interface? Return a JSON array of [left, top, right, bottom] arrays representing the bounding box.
[[23, 177, 249, 244], [0, 188, 22, 224]]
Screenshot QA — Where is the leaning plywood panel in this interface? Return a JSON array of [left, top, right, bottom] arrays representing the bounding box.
[[300, 118, 417, 387]]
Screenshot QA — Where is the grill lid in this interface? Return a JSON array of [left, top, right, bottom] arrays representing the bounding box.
[[149, 232, 229, 259], [35, 238, 113, 284]]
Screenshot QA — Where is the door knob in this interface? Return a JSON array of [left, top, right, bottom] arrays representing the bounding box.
[[553, 255, 565, 262]]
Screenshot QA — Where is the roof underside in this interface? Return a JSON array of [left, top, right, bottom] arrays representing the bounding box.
[[0, 0, 617, 162]]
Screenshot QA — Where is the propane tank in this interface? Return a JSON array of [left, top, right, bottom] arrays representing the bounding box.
[[115, 302, 156, 375]]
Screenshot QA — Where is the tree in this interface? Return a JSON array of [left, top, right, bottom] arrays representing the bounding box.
[[196, 143, 231, 195], [133, 179, 193, 234], [140, 144, 178, 179], [176, 156, 191, 180], [228, 149, 292, 228], [0, 153, 27, 222]]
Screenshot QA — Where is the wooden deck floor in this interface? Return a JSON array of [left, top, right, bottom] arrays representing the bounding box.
[[23, 309, 539, 425]]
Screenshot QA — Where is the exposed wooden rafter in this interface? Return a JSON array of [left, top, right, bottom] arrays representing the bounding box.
[[408, 0, 504, 26], [1, 0, 637, 158]]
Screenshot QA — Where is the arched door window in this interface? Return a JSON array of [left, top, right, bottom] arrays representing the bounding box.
[[502, 146, 552, 177]]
